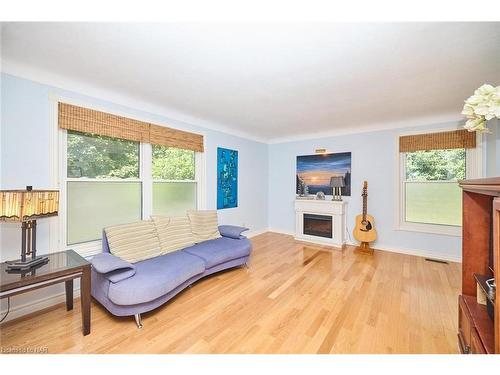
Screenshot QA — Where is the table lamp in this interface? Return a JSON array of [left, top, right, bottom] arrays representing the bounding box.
[[330, 176, 345, 201], [0, 186, 59, 270]]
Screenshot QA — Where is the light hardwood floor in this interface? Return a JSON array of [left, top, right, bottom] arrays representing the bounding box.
[[0, 232, 461, 354]]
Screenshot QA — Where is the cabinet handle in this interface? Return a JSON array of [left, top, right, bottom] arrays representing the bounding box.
[[464, 345, 470, 354]]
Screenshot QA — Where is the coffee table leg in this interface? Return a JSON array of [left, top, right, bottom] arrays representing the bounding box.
[[81, 266, 91, 335], [65, 279, 73, 311]]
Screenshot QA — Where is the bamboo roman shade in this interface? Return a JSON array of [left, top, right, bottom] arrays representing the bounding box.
[[58, 102, 204, 152], [149, 124, 204, 152], [399, 129, 476, 153], [59, 102, 150, 143]]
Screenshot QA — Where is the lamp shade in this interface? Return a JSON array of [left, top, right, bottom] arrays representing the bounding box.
[[329, 176, 345, 188], [0, 188, 59, 222]]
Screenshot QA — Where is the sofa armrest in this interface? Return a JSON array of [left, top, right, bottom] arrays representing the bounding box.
[[218, 225, 249, 239], [91, 253, 136, 283]]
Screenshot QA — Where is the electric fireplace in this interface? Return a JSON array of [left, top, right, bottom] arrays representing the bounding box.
[[303, 214, 332, 238], [294, 199, 347, 247]]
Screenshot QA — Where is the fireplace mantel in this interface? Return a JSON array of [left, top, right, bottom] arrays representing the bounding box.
[[294, 198, 347, 247]]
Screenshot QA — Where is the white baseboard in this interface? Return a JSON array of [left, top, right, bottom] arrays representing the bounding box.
[[246, 228, 270, 238], [0, 288, 81, 324], [266, 227, 295, 236], [355, 242, 462, 263], [264, 228, 461, 263]]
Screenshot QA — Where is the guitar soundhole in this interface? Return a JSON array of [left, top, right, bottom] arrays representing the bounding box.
[[360, 221, 372, 232]]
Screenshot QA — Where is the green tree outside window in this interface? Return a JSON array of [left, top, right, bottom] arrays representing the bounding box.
[[152, 145, 195, 180], [67, 131, 139, 179], [405, 149, 465, 181]]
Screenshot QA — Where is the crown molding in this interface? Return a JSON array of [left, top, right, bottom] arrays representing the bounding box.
[[1, 59, 269, 144]]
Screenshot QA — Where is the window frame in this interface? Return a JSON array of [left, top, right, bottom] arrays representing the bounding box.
[[394, 127, 482, 237], [151, 144, 201, 217], [49, 96, 206, 257]]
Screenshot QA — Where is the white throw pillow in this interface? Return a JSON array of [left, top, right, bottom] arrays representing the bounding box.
[[105, 220, 162, 263], [187, 210, 221, 243], [152, 215, 196, 254]]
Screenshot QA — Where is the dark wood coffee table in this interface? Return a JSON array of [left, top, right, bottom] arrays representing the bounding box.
[[0, 250, 91, 335]]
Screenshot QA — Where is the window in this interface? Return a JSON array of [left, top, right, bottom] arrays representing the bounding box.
[[152, 145, 197, 216], [404, 149, 464, 226], [67, 131, 140, 179], [66, 131, 142, 245], [397, 130, 481, 236], [62, 131, 202, 255]]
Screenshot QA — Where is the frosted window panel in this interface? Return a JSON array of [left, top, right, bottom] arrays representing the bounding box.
[[405, 181, 462, 226], [67, 181, 142, 245], [153, 182, 197, 216]]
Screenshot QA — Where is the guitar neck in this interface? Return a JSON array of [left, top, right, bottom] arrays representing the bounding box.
[[362, 194, 367, 221]]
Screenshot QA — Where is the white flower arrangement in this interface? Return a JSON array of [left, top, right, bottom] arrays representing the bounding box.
[[462, 84, 500, 133]]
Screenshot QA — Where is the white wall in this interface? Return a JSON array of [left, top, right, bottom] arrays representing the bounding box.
[[267, 122, 487, 262], [0, 73, 268, 319], [485, 119, 500, 177]]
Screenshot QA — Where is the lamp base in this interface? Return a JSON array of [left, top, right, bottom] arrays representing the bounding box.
[[5, 256, 49, 271], [331, 186, 343, 201]]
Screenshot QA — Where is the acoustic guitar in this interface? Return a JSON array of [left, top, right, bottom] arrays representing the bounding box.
[[353, 181, 377, 252]]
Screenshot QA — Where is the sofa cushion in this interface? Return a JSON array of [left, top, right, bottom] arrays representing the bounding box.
[[152, 215, 196, 254], [91, 253, 136, 283], [218, 225, 249, 239], [91, 252, 135, 274], [105, 220, 162, 264], [183, 237, 251, 269], [107, 251, 206, 305], [187, 210, 221, 243]]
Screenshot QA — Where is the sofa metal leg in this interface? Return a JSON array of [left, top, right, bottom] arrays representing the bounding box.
[[134, 313, 143, 329]]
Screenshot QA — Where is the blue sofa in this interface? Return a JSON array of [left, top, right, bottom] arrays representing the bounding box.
[[90, 225, 251, 328]]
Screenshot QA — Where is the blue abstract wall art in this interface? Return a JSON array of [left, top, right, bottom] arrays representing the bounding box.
[[217, 147, 238, 209]]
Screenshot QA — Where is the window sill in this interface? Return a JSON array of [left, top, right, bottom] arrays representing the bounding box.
[[395, 222, 461, 237]]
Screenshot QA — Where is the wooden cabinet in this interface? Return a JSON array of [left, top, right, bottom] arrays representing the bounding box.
[[458, 295, 493, 353], [458, 178, 500, 355], [494, 198, 499, 353], [471, 328, 487, 354], [458, 295, 472, 353]]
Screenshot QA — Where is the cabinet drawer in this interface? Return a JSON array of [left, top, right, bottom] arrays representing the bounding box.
[[470, 328, 486, 354], [458, 296, 472, 353]]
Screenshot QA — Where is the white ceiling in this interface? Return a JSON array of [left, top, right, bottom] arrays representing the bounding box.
[[1, 22, 499, 142]]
